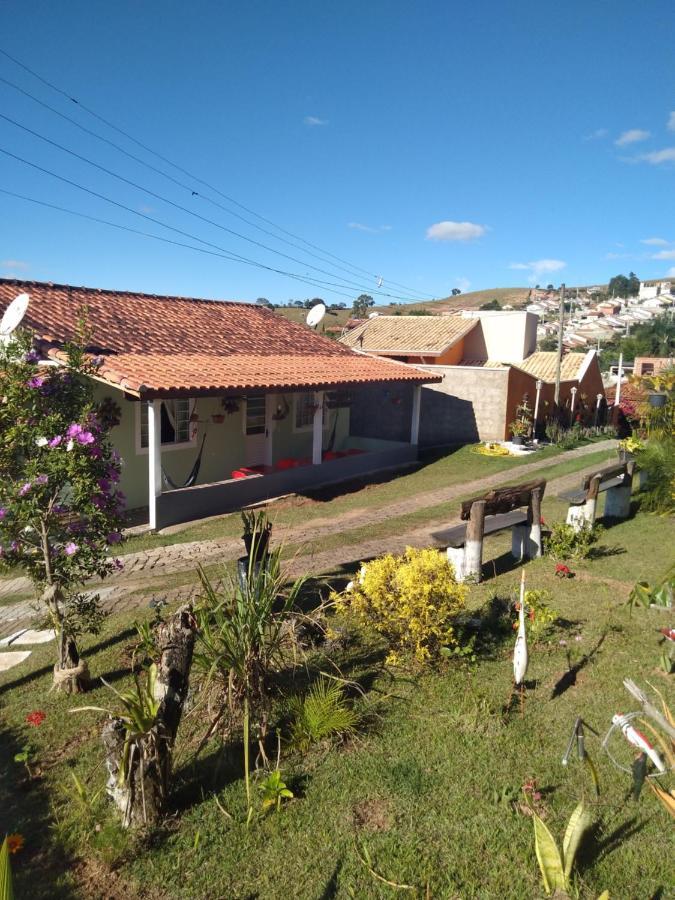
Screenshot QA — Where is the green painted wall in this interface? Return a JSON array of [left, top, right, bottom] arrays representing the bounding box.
[[95, 386, 353, 511]]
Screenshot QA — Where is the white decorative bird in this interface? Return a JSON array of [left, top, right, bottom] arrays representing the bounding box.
[[513, 569, 529, 686], [612, 713, 666, 773]]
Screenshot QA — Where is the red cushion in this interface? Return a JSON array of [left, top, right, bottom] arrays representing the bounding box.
[[275, 458, 298, 470]]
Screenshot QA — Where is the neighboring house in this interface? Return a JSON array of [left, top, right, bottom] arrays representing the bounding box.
[[633, 356, 674, 377], [341, 311, 605, 443], [0, 279, 438, 529], [639, 281, 672, 302]]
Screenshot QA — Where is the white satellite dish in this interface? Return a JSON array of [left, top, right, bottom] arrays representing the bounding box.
[[0, 293, 29, 343], [306, 303, 326, 328]]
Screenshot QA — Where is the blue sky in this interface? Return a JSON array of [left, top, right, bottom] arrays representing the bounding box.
[[1, 0, 674, 303]]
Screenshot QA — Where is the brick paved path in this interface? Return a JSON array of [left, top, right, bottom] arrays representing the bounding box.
[[0, 440, 617, 635]]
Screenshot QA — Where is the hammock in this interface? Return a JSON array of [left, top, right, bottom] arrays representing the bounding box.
[[161, 434, 207, 489]]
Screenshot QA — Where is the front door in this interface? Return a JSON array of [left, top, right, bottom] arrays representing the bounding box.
[[244, 394, 268, 466]]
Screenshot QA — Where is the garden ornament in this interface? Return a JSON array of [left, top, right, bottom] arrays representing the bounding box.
[[611, 714, 666, 774]]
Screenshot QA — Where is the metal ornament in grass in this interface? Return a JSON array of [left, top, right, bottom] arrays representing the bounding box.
[[603, 713, 667, 775]]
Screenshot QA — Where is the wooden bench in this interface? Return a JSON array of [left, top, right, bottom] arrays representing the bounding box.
[[558, 461, 634, 529], [431, 479, 546, 583]]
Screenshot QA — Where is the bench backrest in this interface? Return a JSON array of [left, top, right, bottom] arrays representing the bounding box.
[[460, 479, 546, 521], [580, 462, 627, 492]]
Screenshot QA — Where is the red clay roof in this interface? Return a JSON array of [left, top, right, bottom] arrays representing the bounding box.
[[0, 279, 438, 397]]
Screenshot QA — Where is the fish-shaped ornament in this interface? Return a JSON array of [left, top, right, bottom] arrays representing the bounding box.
[[513, 569, 528, 686], [612, 713, 666, 774]]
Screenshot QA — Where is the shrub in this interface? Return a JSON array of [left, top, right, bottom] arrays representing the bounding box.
[[288, 677, 358, 752], [334, 547, 467, 665], [544, 522, 599, 561], [635, 437, 674, 514], [518, 589, 558, 642]]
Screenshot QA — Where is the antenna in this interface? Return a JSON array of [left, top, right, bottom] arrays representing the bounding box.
[[306, 302, 326, 329], [0, 292, 29, 343]]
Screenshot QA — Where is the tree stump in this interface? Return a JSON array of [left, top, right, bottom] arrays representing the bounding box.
[[102, 604, 197, 828]]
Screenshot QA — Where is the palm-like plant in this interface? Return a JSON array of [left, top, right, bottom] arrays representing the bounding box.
[[288, 676, 358, 752], [193, 539, 308, 815]]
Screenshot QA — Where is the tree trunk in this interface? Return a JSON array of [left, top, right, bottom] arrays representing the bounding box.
[[46, 585, 89, 694], [102, 604, 197, 828]]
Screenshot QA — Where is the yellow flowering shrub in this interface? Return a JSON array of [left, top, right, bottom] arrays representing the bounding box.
[[333, 547, 467, 665]]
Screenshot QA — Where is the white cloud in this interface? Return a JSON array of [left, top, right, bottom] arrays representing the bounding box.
[[426, 221, 486, 242], [348, 222, 392, 234], [615, 129, 651, 146], [640, 237, 669, 246], [583, 128, 608, 141], [667, 112, 675, 132], [508, 259, 566, 282], [651, 249, 675, 260], [303, 115, 328, 127], [455, 277, 471, 292], [639, 147, 675, 165], [1, 259, 29, 271], [667, 267, 675, 277]]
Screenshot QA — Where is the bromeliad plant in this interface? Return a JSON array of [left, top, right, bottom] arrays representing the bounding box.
[[193, 539, 308, 818], [0, 326, 124, 693]]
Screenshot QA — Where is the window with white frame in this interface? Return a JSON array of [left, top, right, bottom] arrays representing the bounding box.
[[139, 399, 192, 449]]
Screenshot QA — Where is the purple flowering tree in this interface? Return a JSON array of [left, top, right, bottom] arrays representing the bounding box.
[[0, 326, 124, 693]]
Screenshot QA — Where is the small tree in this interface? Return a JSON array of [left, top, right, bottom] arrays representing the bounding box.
[[0, 326, 124, 693], [352, 294, 375, 317], [451, 288, 462, 296]]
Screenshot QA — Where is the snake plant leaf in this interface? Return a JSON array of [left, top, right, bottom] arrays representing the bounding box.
[[648, 781, 675, 818], [533, 811, 565, 894], [596, 892, 610, 899], [584, 753, 601, 797], [0, 836, 14, 900], [562, 801, 591, 881]]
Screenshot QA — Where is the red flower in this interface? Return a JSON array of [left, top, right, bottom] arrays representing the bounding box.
[[26, 710, 46, 727], [555, 563, 573, 578]]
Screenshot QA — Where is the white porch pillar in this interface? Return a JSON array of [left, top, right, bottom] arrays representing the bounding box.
[[312, 391, 324, 465], [410, 385, 422, 445], [148, 399, 162, 530]]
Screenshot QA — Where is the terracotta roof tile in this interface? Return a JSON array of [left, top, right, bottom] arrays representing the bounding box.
[[340, 315, 478, 354], [513, 351, 586, 383], [0, 279, 438, 396]]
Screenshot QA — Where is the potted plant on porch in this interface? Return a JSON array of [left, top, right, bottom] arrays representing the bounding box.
[[509, 399, 533, 446]]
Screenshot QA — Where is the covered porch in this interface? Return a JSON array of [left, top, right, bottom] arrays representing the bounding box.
[[146, 384, 425, 530]]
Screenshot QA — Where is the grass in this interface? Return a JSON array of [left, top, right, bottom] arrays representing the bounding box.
[[121, 437, 614, 555], [1, 500, 673, 899]]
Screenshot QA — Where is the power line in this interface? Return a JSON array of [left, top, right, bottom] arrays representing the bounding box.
[[0, 153, 388, 300], [0, 46, 438, 301], [0, 73, 411, 291], [0, 111, 423, 303]]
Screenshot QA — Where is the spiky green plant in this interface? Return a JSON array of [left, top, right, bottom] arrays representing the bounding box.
[[0, 836, 14, 900], [288, 676, 358, 752], [259, 769, 293, 813], [532, 801, 592, 897]]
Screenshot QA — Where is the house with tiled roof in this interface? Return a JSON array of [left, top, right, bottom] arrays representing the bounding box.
[[339, 311, 605, 443], [0, 279, 439, 528]]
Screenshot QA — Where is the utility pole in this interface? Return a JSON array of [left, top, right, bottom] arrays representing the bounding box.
[[554, 283, 566, 407]]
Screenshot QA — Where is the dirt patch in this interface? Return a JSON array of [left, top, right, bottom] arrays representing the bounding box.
[[352, 796, 394, 832], [73, 856, 170, 900]]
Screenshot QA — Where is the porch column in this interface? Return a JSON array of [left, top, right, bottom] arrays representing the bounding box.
[[312, 391, 324, 465], [410, 385, 422, 445], [148, 399, 162, 530]]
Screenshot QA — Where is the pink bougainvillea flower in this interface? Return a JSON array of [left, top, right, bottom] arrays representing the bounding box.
[[48, 435, 63, 448], [76, 430, 95, 445], [26, 376, 45, 389], [18, 482, 32, 496], [34, 474, 49, 486], [26, 710, 46, 727], [66, 423, 83, 438], [63, 542, 78, 556]]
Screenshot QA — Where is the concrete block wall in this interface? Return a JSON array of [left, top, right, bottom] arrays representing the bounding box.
[[417, 366, 510, 443]]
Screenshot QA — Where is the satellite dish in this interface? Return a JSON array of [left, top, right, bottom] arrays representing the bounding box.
[[306, 303, 326, 328], [0, 293, 29, 342]]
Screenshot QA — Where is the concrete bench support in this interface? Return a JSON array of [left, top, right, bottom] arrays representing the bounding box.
[[512, 486, 543, 560], [604, 461, 634, 520], [566, 474, 601, 531]]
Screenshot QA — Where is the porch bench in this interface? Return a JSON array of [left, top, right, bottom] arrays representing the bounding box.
[[558, 461, 634, 529], [430, 479, 546, 583]]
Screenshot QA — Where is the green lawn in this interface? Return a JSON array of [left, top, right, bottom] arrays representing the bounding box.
[[1, 499, 673, 899], [121, 438, 614, 555]]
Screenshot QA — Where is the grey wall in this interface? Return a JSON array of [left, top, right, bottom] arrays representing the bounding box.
[[417, 366, 510, 444], [349, 383, 416, 443]]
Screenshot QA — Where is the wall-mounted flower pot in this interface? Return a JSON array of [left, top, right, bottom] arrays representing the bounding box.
[[211, 414, 225, 424], [648, 392, 667, 408]]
